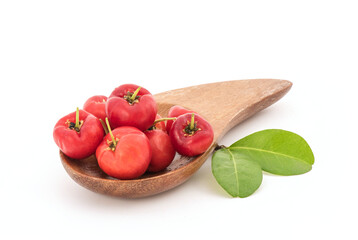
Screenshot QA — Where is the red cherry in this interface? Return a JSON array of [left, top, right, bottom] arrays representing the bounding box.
[[166, 105, 196, 132], [83, 95, 107, 120], [96, 125, 151, 180], [170, 113, 214, 156], [106, 84, 157, 131], [53, 108, 104, 159], [145, 130, 176, 172], [153, 114, 166, 132]]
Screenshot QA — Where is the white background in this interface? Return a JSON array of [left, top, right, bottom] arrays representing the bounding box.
[[1, 1, 357, 239]]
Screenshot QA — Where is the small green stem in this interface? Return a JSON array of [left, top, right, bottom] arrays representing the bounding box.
[[184, 113, 199, 135], [189, 113, 195, 130], [130, 87, 141, 101], [75, 107, 80, 129], [153, 117, 176, 125], [214, 144, 227, 151], [105, 117, 116, 147], [99, 119, 109, 135]]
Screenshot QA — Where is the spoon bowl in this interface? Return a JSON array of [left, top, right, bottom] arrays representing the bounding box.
[[60, 79, 292, 198]]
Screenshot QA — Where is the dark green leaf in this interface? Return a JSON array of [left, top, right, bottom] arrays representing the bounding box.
[[229, 129, 314, 175], [212, 148, 263, 198]]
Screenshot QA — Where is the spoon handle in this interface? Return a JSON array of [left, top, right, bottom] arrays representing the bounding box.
[[154, 79, 292, 141]]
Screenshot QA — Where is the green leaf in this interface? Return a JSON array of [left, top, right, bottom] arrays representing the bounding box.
[[229, 129, 314, 175], [212, 148, 263, 198]]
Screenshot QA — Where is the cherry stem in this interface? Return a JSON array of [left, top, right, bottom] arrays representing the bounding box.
[[153, 117, 176, 125], [75, 107, 80, 129], [99, 119, 109, 135], [190, 113, 195, 130], [105, 117, 116, 147], [130, 87, 141, 101]]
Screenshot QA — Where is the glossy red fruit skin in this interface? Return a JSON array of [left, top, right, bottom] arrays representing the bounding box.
[[166, 105, 196, 133], [95, 126, 151, 180], [169, 113, 214, 157], [109, 84, 151, 98], [83, 95, 108, 120], [145, 130, 176, 172], [106, 84, 157, 131], [153, 114, 166, 132], [53, 110, 104, 159]]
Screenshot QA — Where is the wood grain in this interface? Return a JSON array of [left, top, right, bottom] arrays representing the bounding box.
[[60, 79, 292, 198]]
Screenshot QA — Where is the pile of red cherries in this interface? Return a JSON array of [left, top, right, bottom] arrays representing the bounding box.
[[53, 84, 214, 180]]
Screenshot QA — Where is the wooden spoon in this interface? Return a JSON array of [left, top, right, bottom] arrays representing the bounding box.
[[60, 79, 292, 198]]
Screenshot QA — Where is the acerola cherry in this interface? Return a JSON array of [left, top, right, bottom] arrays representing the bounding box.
[[147, 114, 177, 133], [170, 113, 214, 157], [151, 114, 166, 132], [109, 84, 151, 98], [166, 105, 196, 133], [95, 119, 151, 180], [145, 129, 176, 172], [106, 84, 157, 131], [53, 108, 104, 159], [83, 95, 107, 121]]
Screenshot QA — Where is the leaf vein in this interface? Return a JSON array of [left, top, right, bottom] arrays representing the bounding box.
[[224, 148, 240, 194], [229, 146, 311, 165]]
